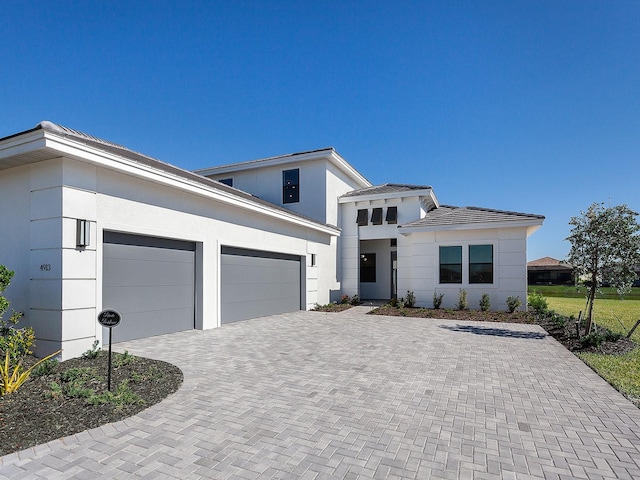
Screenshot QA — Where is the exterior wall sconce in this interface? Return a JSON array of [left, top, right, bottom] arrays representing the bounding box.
[[76, 219, 90, 248]]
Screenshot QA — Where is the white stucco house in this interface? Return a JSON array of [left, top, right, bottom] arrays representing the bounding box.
[[0, 121, 544, 359]]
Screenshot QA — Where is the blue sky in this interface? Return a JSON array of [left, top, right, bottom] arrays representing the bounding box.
[[2, 1, 639, 260]]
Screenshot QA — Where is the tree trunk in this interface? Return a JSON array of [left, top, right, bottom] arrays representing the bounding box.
[[585, 272, 597, 335]]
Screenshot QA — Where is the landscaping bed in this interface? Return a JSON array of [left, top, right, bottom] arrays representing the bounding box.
[[0, 350, 182, 456]]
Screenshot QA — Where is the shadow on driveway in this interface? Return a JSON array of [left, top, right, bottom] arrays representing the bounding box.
[[439, 323, 548, 339]]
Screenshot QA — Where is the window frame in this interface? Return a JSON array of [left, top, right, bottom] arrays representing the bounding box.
[[439, 245, 463, 284], [371, 207, 383, 225], [469, 244, 494, 284], [282, 168, 300, 204], [386, 206, 398, 224], [356, 209, 368, 226]]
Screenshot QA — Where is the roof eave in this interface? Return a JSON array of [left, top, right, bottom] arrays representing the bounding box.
[[1, 127, 341, 237], [398, 219, 544, 234], [196, 148, 372, 189]]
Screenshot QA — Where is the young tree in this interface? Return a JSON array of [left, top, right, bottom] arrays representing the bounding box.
[[566, 203, 640, 335]]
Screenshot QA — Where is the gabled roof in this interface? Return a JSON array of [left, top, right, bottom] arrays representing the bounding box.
[[527, 257, 573, 271], [398, 205, 544, 233], [0, 121, 341, 236], [195, 147, 371, 189], [341, 183, 432, 198]]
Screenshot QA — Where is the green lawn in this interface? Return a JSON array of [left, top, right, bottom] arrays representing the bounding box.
[[577, 349, 640, 401], [534, 291, 640, 408], [541, 296, 640, 343], [529, 285, 640, 299]]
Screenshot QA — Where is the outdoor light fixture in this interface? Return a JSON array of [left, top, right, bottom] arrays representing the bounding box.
[[76, 219, 90, 248]]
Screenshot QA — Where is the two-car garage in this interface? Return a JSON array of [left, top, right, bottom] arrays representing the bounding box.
[[102, 233, 303, 342]]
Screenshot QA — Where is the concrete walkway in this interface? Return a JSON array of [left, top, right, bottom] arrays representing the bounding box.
[[2, 311, 640, 479]]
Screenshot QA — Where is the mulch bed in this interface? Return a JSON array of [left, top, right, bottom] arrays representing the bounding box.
[[369, 305, 638, 356], [0, 351, 182, 456]]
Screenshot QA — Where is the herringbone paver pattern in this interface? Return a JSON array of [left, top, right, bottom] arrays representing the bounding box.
[[2, 311, 640, 479]]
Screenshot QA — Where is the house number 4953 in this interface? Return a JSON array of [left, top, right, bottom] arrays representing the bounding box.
[[40, 264, 51, 271]]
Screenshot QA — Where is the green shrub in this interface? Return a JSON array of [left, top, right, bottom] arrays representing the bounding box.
[[31, 357, 58, 378], [457, 289, 468, 311], [114, 350, 135, 368], [528, 291, 549, 315], [578, 329, 621, 348], [506, 296, 522, 313], [390, 297, 399, 308], [82, 340, 101, 359], [349, 295, 360, 306], [405, 291, 416, 308], [550, 313, 567, 329], [340, 294, 350, 305], [87, 380, 143, 408], [479, 294, 491, 312], [432, 292, 444, 309]]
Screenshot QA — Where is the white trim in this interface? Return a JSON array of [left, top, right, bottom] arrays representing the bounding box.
[[197, 149, 371, 189], [4, 129, 340, 237], [399, 220, 543, 234]]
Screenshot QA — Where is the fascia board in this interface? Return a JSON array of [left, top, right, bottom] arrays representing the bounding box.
[[339, 189, 435, 204], [326, 150, 371, 188], [0, 130, 48, 159], [195, 149, 336, 176], [197, 149, 371, 188], [40, 133, 340, 236], [398, 219, 544, 234]]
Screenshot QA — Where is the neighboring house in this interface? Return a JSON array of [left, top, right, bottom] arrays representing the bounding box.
[[527, 257, 574, 285], [0, 121, 544, 359]]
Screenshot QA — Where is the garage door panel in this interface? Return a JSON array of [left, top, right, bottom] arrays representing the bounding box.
[[103, 233, 195, 342], [103, 258, 194, 287], [221, 248, 301, 324], [108, 307, 194, 343], [103, 285, 195, 312]]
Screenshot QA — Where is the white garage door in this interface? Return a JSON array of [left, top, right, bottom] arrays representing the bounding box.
[[103, 232, 196, 342], [220, 246, 302, 324]]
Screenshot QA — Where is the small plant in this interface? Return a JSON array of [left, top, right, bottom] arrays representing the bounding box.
[[405, 291, 416, 308], [479, 293, 491, 312], [550, 313, 567, 329], [457, 289, 468, 311], [528, 291, 549, 316], [82, 340, 101, 359], [432, 292, 444, 309], [114, 350, 135, 368], [579, 330, 621, 349], [87, 380, 144, 408], [340, 294, 351, 305], [390, 297, 399, 308], [0, 349, 61, 396], [349, 295, 360, 306], [31, 357, 58, 378], [506, 296, 522, 313]]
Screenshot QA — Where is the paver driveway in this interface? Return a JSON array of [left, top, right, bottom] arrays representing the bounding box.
[[2, 310, 640, 479]]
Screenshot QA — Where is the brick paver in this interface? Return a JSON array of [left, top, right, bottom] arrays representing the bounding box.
[[2, 311, 640, 479]]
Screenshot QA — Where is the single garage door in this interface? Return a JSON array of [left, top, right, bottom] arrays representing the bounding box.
[[103, 232, 196, 342], [221, 246, 302, 324]]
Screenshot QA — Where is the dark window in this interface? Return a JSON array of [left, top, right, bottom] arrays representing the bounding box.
[[371, 208, 383, 225], [356, 209, 368, 226], [218, 178, 233, 187], [390, 238, 397, 247], [360, 253, 376, 282], [469, 245, 493, 284], [386, 206, 398, 224], [439, 246, 462, 284], [311, 253, 316, 267], [283, 169, 299, 204]]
